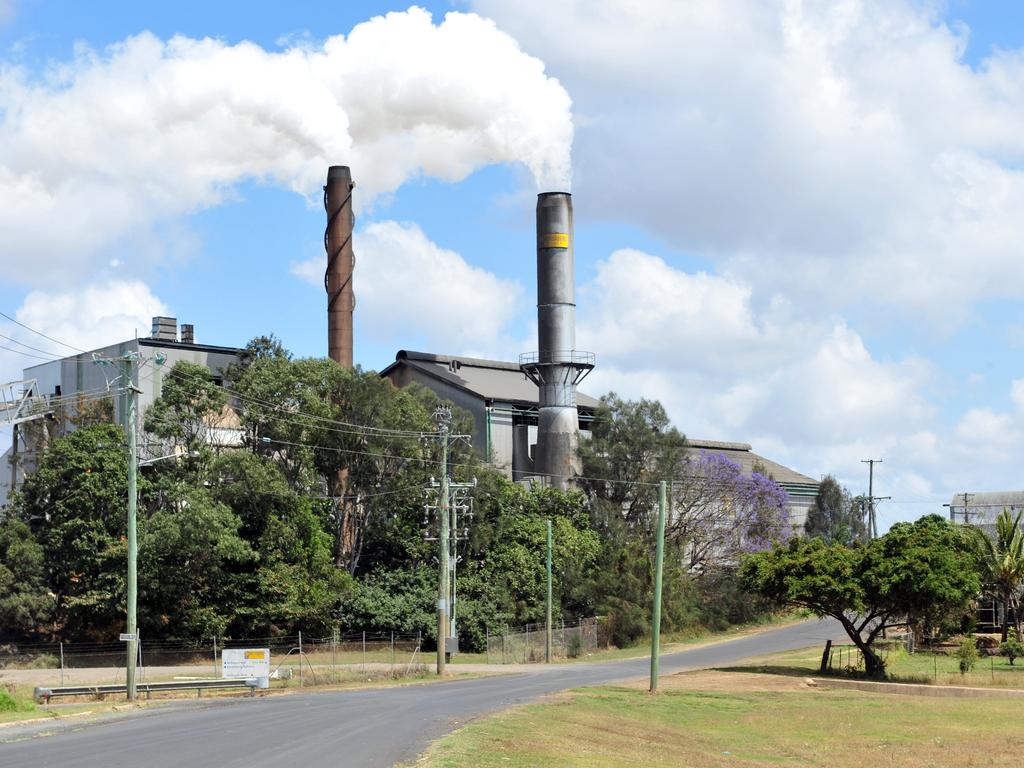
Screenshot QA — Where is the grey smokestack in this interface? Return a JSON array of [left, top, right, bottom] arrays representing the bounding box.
[[324, 166, 355, 367], [521, 192, 594, 489]]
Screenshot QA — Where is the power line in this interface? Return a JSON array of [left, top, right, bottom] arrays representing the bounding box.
[[0, 331, 67, 359], [163, 365, 433, 439], [0, 311, 85, 353]]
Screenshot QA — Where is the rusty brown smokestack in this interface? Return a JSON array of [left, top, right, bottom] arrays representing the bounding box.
[[324, 166, 355, 367]]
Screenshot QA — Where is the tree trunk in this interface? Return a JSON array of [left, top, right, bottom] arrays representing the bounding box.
[[819, 640, 832, 674], [861, 646, 885, 679], [838, 616, 886, 679], [1002, 594, 1010, 643]]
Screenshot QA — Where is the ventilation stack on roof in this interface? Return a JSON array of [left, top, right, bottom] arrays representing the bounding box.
[[324, 166, 355, 368], [520, 192, 595, 489], [180, 324, 195, 345], [151, 316, 177, 342]]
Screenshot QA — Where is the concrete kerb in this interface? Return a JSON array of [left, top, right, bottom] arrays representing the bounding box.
[[811, 677, 1024, 698]]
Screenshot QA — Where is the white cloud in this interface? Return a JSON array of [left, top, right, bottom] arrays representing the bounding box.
[[472, 0, 1024, 317], [572, 247, 953, 532], [1012, 379, 1024, 411], [0, 7, 571, 285], [578, 249, 931, 451], [0, 279, 168, 384], [292, 220, 523, 352]]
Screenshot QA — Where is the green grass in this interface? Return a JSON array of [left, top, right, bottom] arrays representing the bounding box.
[[0, 686, 39, 723], [419, 681, 1024, 767], [737, 642, 1024, 688]]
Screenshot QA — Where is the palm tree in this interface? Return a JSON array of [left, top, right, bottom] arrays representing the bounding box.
[[972, 508, 1024, 642]]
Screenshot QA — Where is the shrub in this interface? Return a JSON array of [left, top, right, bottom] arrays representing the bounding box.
[[1001, 629, 1024, 665], [957, 636, 979, 674], [566, 634, 583, 659], [0, 689, 33, 713]]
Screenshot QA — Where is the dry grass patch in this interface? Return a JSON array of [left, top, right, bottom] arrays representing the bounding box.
[[420, 670, 1024, 767]]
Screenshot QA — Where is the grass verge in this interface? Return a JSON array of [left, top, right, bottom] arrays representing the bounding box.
[[737, 642, 1024, 689], [418, 671, 1024, 767]]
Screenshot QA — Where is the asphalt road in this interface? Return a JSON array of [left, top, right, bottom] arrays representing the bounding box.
[[1, 619, 844, 768]]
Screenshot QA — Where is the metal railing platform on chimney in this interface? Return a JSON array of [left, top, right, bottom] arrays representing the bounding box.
[[519, 350, 596, 368]]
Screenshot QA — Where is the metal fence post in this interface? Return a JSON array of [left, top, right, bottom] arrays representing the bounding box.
[[213, 636, 218, 678], [298, 631, 303, 688], [362, 631, 366, 669], [391, 631, 395, 672], [59, 642, 65, 686]]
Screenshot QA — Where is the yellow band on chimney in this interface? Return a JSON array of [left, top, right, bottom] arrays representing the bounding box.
[[541, 233, 569, 249]]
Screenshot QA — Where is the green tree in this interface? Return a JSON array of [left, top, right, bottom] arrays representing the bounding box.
[[740, 515, 981, 678], [804, 475, 867, 545], [0, 517, 53, 639], [970, 508, 1024, 642], [144, 360, 228, 451], [14, 424, 131, 637], [579, 393, 687, 530], [250, 499, 352, 636], [234, 356, 440, 573], [138, 486, 255, 638]]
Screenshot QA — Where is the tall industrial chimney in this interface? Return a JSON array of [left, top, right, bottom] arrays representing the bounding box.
[[521, 192, 595, 489], [324, 166, 355, 367]]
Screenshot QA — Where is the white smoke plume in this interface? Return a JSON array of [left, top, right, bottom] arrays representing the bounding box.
[[0, 6, 572, 285]]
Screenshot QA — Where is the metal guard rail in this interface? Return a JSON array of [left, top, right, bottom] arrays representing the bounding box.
[[35, 677, 263, 703]]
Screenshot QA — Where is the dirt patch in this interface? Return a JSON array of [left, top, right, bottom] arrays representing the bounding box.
[[621, 668, 819, 694]]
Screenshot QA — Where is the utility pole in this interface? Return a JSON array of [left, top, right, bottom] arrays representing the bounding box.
[[122, 352, 140, 702], [545, 519, 553, 664], [861, 459, 891, 539], [423, 411, 473, 673], [9, 423, 18, 499], [945, 492, 974, 524], [959, 492, 974, 524], [650, 480, 667, 693], [435, 406, 450, 676]]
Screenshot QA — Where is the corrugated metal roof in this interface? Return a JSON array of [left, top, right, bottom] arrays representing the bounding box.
[[949, 491, 1024, 508], [382, 350, 600, 409], [688, 441, 818, 487]]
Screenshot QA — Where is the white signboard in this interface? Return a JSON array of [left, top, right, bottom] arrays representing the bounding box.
[[221, 648, 270, 679]]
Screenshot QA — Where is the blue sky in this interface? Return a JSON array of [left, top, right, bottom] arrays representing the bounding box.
[[1, 0, 1023, 527]]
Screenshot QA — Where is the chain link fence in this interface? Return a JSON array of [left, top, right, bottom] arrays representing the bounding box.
[[0, 631, 425, 688], [485, 617, 607, 663]]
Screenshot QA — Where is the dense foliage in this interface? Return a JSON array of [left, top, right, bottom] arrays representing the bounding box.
[[1, 344, 797, 650]]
